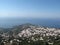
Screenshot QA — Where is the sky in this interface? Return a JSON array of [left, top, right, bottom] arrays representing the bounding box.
[[0, 0, 60, 19]]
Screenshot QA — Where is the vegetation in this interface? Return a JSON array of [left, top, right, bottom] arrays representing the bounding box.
[[0, 23, 60, 45]]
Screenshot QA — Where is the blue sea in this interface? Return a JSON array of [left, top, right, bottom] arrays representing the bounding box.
[[0, 18, 60, 28]]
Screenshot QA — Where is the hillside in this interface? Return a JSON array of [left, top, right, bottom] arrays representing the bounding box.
[[0, 23, 60, 45]]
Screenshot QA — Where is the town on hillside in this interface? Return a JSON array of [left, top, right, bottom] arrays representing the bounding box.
[[0, 24, 60, 45]]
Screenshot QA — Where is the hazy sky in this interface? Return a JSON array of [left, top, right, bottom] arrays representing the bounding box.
[[0, 0, 60, 19]]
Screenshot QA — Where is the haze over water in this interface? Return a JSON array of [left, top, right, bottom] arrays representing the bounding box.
[[0, 18, 60, 28], [0, 0, 60, 28]]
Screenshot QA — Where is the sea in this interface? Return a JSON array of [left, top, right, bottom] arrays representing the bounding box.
[[0, 18, 60, 28]]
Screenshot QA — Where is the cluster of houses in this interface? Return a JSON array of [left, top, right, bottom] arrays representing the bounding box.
[[18, 26, 60, 37], [0, 36, 54, 45], [0, 25, 60, 45]]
